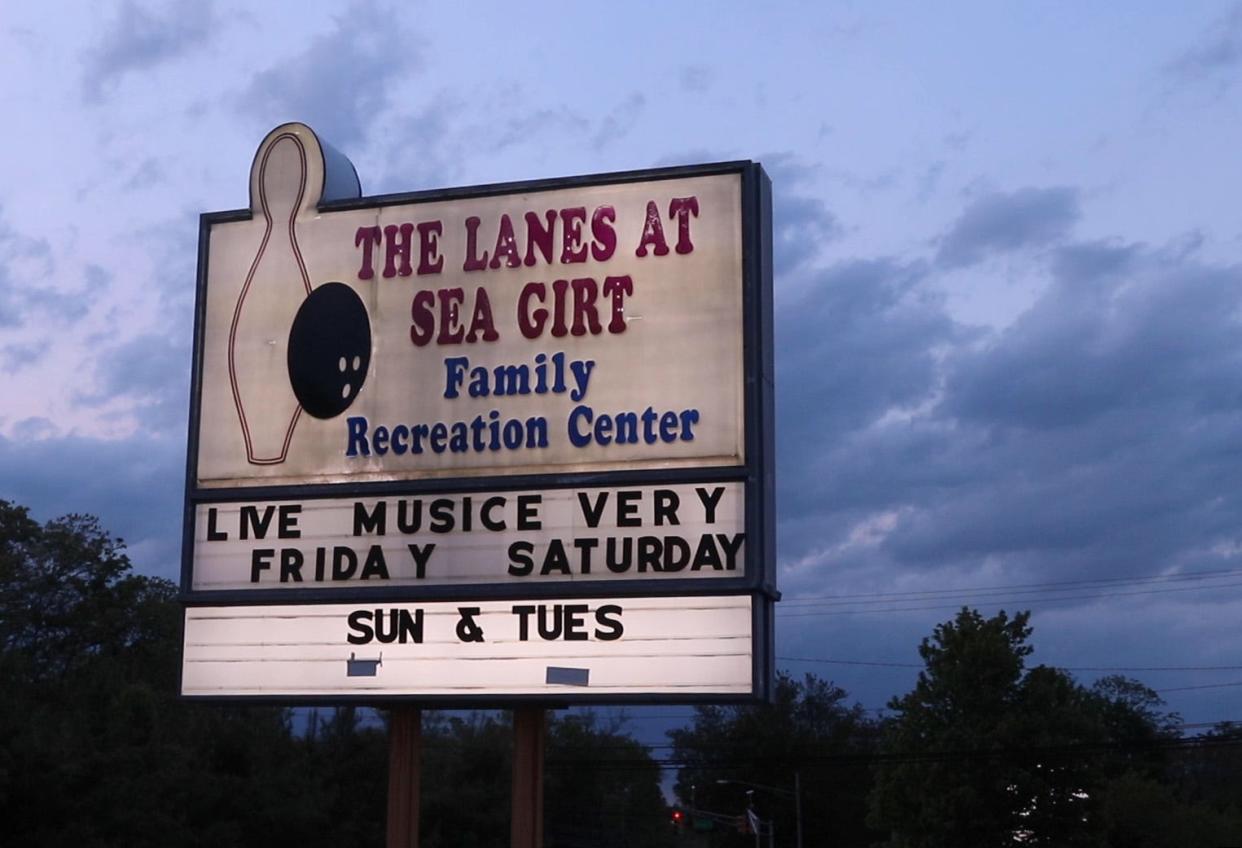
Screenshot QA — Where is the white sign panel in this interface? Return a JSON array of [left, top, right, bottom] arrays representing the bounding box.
[[181, 595, 754, 698], [192, 482, 744, 591], [195, 124, 746, 488]]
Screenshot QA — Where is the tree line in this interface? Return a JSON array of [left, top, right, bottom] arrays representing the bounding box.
[[1, 500, 1239, 846]]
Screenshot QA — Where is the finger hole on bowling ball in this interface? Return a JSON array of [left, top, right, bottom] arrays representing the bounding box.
[[287, 282, 372, 419]]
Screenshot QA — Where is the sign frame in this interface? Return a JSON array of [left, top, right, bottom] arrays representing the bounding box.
[[180, 129, 774, 705], [179, 595, 774, 707]]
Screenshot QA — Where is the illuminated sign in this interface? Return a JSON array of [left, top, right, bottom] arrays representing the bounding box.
[[182, 595, 757, 700], [181, 123, 775, 704], [193, 125, 749, 488], [191, 483, 744, 592]]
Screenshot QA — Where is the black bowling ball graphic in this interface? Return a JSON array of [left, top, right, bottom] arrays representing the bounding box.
[[287, 282, 372, 419]]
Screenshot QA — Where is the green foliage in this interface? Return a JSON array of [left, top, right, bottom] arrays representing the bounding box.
[[0, 499, 673, 845], [1174, 721, 1242, 808], [416, 709, 675, 848], [866, 607, 1230, 848], [0, 499, 370, 847], [869, 609, 1042, 847], [420, 712, 512, 848], [1098, 769, 1242, 847], [6, 501, 1237, 846], [546, 712, 674, 848], [670, 672, 881, 847]]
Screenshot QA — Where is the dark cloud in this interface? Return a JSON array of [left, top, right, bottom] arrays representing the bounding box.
[[121, 157, 167, 192], [590, 93, 646, 151], [1166, 3, 1242, 83], [936, 186, 1080, 268], [489, 106, 591, 157], [652, 151, 840, 275], [892, 244, 1242, 577], [128, 212, 197, 321], [776, 257, 965, 535], [678, 65, 712, 93], [1, 340, 49, 374], [368, 93, 468, 193], [0, 208, 54, 328], [0, 430, 185, 580], [947, 244, 1242, 430], [82, 0, 215, 101], [768, 235, 1242, 727], [775, 231, 1242, 601], [24, 284, 92, 325], [752, 154, 841, 275], [237, 1, 423, 149], [75, 332, 191, 435], [915, 161, 946, 203]]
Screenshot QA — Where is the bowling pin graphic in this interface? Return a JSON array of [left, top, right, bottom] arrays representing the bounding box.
[[227, 123, 361, 465]]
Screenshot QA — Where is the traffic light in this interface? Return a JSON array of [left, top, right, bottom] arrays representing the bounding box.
[[670, 808, 686, 829]]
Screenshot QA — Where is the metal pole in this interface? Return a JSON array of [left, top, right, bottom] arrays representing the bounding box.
[[510, 707, 546, 848], [386, 706, 422, 848], [794, 771, 803, 848]]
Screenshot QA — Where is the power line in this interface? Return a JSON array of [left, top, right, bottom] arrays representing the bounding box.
[[560, 733, 1242, 772], [778, 655, 1242, 673], [1156, 680, 1242, 693], [777, 579, 1242, 617], [781, 566, 1242, 604]]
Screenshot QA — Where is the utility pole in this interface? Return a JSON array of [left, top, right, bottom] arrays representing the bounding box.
[[717, 775, 802, 848]]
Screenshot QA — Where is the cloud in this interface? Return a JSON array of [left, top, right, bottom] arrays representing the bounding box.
[[81, 0, 216, 101], [775, 232, 1242, 600], [679, 65, 712, 93], [127, 213, 197, 320], [74, 332, 191, 435], [899, 242, 1242, 579], [367, 92, 468, 193], [0, 430, 185, 579], [1, 340, 49, 374], [1166, 3, 1242, 83], [237, 1, 423, 149], [769, 233, 1242, 729], [936, 186, 1080, 268], [775, 256, 965, 536], [121, 157, 167, 192], [0, 207, 54, 328], [945, 242, 1242, 430], [591, 93, 646, 151], [489, 105, 591, 157], [762, 156, 841, 276]]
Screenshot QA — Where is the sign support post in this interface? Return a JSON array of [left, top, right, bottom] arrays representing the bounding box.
[[510, 707, 546, 848], [386, 706, 422, 848]]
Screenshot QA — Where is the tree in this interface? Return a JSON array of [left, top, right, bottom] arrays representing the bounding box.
[[867, 608, 1193, 848], [0, 500, 321, 847], [0, 499, 679, 846], [419, 711, 512, 848], [869, 609, 1039, 847], [1098, 769, 1242, 847], [414, 709, 674, 848], [670, 672, 881, 847], [545, 712, 674, 848]]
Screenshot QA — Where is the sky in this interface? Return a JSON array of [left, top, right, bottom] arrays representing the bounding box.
[[3, 1, 1242, 735]]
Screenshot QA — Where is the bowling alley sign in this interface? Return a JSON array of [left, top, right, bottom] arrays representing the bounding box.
[[180, 123, 775, 704]]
